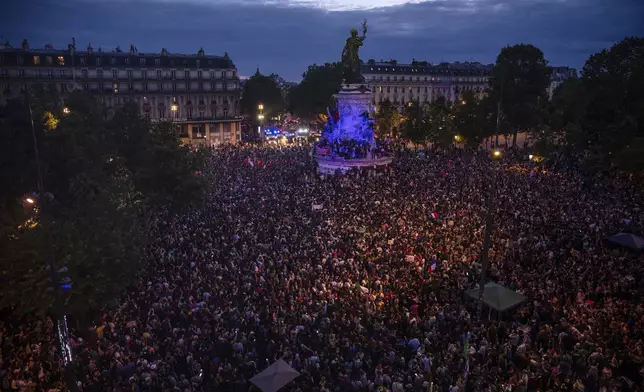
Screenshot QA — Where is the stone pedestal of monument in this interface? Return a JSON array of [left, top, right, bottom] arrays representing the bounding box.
[[315, 83, 392, 174], [325, 83, 374, 142]]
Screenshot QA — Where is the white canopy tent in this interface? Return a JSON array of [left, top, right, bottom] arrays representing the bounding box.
[[250, 359, 300, 392], [606, 233, 644, 251], [466, 282, 528, 312]]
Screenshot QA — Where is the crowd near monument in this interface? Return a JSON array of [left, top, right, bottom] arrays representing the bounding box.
[[1, 13, 644, 392], [315, 20, 393, 174]]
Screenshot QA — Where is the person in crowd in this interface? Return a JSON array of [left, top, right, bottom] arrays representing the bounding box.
[[1, 145, 643, 392]]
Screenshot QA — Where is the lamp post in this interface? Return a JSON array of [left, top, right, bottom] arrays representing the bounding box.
[[170, 103, 179, 135], [24, 90, 79, 392], [476, 150, 501, 321], [257, 103, 265, 142]]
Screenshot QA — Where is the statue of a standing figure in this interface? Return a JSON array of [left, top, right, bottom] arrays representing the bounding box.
[[341, 20, 367, 84]]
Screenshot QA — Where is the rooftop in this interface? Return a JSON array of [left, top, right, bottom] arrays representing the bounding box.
[[0, 42, 235, 68], [361, 61, 493, 76]]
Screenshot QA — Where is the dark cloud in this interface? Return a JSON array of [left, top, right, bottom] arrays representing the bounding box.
[[1, 0, 642, 80]]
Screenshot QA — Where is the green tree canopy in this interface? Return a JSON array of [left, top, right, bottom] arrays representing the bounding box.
[[0, 89, 209, 318], [579, 37, 644, 163], [537, 37, 644, 171], [453, 91, 493, 147], [288, 62, 343, 122], [374, 99, 403, 138], [401, 101, 425, 146], [240, 72, 285, 124], [425, 97, 455, 147], [491, 44, 550, 145]]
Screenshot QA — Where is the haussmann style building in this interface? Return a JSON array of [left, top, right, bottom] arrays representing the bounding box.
[[362, 60, 577, 109], [361, 61, 493, 109], [0, 39, 242, 145]]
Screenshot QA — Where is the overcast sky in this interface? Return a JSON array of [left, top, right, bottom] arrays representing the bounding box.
[[2, 0, 643, 81]]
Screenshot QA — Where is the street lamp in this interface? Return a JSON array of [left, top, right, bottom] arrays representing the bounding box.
[[25, 197, 35, 204], [528, 154, 534, 160], [62, 107, 70, 115], [476, 150, 503, 321], [257, 104, 265, 142]]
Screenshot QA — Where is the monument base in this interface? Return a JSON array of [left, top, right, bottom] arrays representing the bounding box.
[[315, 154, 392, 175], [325, 83, 374, 143]]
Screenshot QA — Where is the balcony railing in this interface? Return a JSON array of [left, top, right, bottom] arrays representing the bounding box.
[[150, 115, 242, 124]]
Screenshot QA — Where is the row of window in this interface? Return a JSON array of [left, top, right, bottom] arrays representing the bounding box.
[[374, 86, 453, 94], [1, 82, 238, 104], [148, 107, 230, 120], [80, 82, 237, 93], [365, 75, 488, 83], [31, 55, 66, 66], [97, 95, 236, 107], [24, 55, 233, 70], [79, 69, 234, 80], [2, 68, 236, 82], [1, 68, 67, 78], [372, 85, 484, 93]]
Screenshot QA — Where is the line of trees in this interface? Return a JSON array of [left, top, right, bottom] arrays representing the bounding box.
[[287, 37, 644, 171], [0, 88, 209, 319]]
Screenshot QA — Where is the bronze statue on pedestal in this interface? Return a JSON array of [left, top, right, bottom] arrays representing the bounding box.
[[341, 19, 368, 84]]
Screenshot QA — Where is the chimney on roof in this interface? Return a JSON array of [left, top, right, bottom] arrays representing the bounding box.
[[130, 44, 136, 55], [21, 39, 29, 51], [87, 43, 93, 55], [44, 43, 53, 50]]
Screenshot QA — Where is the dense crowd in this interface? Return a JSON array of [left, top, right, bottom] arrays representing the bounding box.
[[1, 145, 644, 392], [316, 139, 389, 160]]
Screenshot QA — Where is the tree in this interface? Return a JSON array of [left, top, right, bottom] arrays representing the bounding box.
[[542, 77, 587, 148], [0, 89, 209, 318], [453, 91, 491, 147], [288, 62, 343, 122], [425, 97, 455, 147], [374, 99, 403, 138], [401, 101, 428, 148], [491, 44, 550, 146], [132, 121, 209, 209], [537, 37, 644, 171], [0, 92, 143, 317], [240, 72, 285, 124], [578, 37, 644, 170]]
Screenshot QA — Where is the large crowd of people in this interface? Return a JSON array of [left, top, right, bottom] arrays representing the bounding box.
[[1, 145, 643, 392], [316, 139, 390, 160]]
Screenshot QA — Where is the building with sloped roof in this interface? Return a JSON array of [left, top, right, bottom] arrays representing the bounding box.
[[0, 39, 242, 145], [362, 60, 493, 108]]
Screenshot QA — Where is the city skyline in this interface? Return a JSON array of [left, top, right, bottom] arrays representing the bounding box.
[[2, 0, 643, 81]]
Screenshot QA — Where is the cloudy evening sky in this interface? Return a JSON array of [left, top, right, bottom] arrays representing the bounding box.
[[2, 0, 643, 81]]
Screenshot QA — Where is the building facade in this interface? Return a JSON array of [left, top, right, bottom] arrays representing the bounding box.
[[0, 40, 242, 145], [362, 61, 493, 109]]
